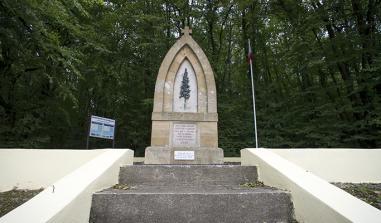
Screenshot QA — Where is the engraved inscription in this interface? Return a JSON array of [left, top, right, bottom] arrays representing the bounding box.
[[173, 124, 197, 146], [174, 151, 195, 160]]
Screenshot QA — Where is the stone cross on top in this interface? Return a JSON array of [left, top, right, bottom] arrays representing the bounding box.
[[181, 26, 192, 36]]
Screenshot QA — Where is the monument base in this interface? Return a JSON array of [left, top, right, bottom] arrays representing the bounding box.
[[144, 147, 224, 164]]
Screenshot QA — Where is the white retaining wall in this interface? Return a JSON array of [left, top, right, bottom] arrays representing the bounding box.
[[0, 149, 107, 192], [241, 148, 381, 223], [0, 149, 134, 223], [270, 149, 381, 183]]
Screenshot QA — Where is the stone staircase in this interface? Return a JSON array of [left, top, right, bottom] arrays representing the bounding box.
[[90, 165, 293, 223]]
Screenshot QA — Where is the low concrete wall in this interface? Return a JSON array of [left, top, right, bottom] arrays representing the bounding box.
[[0, 149, 134, 223], [241, 148, 381, 223], [270, 149, 381, 183], [0, 149, 106, 192]]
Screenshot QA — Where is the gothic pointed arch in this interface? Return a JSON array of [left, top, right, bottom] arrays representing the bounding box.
[[152, 30, 217, 114]]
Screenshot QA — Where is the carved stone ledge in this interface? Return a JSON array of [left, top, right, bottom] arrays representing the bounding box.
[[152, 112, 218, 122]]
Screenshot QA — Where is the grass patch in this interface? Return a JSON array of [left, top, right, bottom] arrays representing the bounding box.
[[240, 181, 265, 188], [112, 184, 130, 190], [0, 188, 43, 218], [333, 183, 381, 210]]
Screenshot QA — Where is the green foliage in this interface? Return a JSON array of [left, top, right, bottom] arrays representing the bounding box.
[[1, 0, 380, 155]]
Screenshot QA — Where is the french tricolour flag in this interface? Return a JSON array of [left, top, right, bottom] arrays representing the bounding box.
[[247, 42, 253, 64]]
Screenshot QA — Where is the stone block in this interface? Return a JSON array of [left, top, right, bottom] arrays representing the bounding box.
[[119, 165, 258, 186], [199, 122, 218, 148], [90, 186, 293, 223], [150, 121, 170, 147], [144, 147, 223, 164]]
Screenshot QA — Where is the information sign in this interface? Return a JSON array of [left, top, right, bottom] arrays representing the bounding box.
[[89, 115, 115, 140]]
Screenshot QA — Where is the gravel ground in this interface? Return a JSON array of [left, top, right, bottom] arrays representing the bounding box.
[[0, 188, 43, 217], [333, 183, 381, 210]]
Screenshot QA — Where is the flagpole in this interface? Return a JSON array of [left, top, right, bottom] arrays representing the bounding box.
[[248, 39, 258, 148]]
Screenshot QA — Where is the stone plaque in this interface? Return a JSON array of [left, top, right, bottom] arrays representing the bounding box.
[[174, 151, 195, 160], [172, 123, 197, 146]]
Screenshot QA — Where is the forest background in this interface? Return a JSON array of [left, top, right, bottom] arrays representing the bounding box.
[[1, 0, 380, 156]]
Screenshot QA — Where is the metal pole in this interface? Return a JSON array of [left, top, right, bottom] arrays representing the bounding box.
[[112, 121, 116, 149], [248, 39, 259, 148], [86, 135, 90, 150], [86, 116, 91, 149]]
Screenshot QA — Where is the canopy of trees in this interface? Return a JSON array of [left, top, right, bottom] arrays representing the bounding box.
[[1, 0, 380, 156]]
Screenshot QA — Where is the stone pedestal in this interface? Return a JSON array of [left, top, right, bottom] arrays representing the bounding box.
[[145, 147, 224, 164]]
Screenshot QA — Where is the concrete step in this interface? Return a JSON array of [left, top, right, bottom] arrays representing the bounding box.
[[119, 165, 257, 186], [90, 185, 292, 223]]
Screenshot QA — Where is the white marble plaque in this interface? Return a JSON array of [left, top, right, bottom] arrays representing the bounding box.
[[174, 151, 195, 160], [173, 59, 197, 112], [172, 123, 197, 146]]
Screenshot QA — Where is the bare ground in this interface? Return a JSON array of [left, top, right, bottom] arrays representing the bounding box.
[[0, 188, 43, 217], [333, 183, 381, 210]]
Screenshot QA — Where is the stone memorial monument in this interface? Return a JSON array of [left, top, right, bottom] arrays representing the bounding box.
[[145, 26, 224, 164]]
